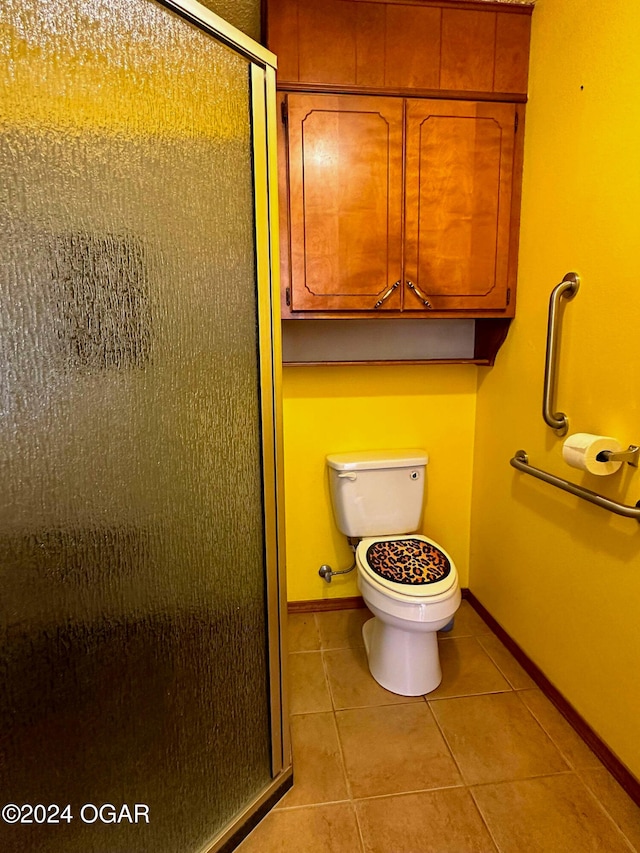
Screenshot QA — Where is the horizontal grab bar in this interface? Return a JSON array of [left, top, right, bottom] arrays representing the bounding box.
[[510, 450, 640, 521]]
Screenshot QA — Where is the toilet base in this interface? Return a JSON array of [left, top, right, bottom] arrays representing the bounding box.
[[362, 616, 442, 696]]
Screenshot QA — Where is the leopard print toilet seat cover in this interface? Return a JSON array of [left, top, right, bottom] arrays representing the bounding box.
[[364, 537, 452, 589]]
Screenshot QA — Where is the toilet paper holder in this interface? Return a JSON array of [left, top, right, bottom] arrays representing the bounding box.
[[596, 445, 640, 467]]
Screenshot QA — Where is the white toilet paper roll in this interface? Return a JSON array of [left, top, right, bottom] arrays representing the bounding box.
[[562, 433, 623, 476]]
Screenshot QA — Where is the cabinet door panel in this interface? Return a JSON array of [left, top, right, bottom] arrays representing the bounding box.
[[287, 94, 404, 312], [404, 100, 516, 312]]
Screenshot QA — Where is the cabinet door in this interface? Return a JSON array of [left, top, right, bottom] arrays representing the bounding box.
[[404, 100, 517, 312], [286, 94, 404, 312]]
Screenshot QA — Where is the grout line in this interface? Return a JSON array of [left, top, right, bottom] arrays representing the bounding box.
[[426, 687, 514, 703], [330, 706, 356, 803], [319, 649, 336, 712], [288, 708, 336, 718], [351, 782, 466, 804], [467, 783, 506, 853], [333, 697, 423, 712], [514, 689, 602, 771], [474, 635, 519, 685], [275, 797, 352, 813], [289, 649, 333, 716], [467, 769, 577, 791], [468, 770, 639, 852], [440, 631, 476, 641], [424, 697, 468, 785], [328, 660, 367, 853], [576, 772, 640, 853], [512, 689, 573, 772], [468, 771, 591, 853], [311, 610, 320, 640], [352, 800, 368, 853], [475, 633, 535, 690], [286, 610, 323, 654]]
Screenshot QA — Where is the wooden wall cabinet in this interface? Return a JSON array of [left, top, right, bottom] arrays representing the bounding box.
[[268, 0, 532, 361], [283, 92, 522, 318]]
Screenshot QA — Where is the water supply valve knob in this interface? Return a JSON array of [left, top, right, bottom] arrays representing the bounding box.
[[319, 564, 333, 582]]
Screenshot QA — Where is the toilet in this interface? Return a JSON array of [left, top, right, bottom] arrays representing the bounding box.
[[327, 449, 460, 696]]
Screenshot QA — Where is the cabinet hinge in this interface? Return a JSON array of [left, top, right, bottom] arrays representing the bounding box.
[[285, 287, 291, 307], [281, 100, 288, 127], [506, 287, 511, 305], [514, 112, 519, 133]]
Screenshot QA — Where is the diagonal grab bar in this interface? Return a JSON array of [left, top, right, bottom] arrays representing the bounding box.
[[510, 450, 640, 521], [543, 272, 580, 436]]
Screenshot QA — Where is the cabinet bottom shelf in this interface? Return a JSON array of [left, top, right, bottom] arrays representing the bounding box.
[[281, 318, 510, 367]]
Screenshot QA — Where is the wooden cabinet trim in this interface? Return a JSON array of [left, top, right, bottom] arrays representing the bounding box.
[[282, 310, 515, 320], [267, 0, 532, 97], [346, 0, 532, 13], [278, 81, 529, 104]]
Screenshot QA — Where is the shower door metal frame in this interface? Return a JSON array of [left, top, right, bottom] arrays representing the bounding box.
[[156, 2, 290, 849]]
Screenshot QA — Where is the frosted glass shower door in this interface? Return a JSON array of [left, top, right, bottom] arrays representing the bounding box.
[[0, 2, 286, 852]]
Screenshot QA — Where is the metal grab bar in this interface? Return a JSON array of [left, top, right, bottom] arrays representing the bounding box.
[[543, 272, 580, 436], [510, 450, 640, 521]]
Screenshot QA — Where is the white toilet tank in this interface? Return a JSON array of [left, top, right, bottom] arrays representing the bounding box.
[[327, 449, 429, 538]]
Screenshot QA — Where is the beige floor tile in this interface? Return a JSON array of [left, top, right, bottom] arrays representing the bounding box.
[[579, 766, 640, 851], [236, 802, 364, 853], [427, 637, 511, 700], [289, 652, 332, 715], [315, 608, 371, 649], [287, 612, 321, 652], [278, 607, 634, 853], [440, 600, 492, 639], [336, 703, 462, 798], [471, 774, 633, 853], [518, 689, 601, 770], [430, 692, 569, 785], [278, 712, 350, 808], [477, 633, 537, 690], [356, 788, 498, 853], [323, 646, 422, 710]]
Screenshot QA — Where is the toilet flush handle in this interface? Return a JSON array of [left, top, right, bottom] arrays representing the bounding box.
[[337, 472, 357, 481]]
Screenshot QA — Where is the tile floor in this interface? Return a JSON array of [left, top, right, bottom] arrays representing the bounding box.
[[238, 601, 640, 852]]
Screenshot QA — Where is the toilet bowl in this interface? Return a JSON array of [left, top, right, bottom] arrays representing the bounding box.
[[356, 534, 460, 696], [326, 449, 460, 697]]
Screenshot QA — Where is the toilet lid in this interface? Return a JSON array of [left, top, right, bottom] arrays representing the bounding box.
[[357, 535, 456, 598]]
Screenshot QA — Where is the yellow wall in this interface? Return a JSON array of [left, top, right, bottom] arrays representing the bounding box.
[[283, 365, 477, 601], [280, 0, 640, 780], [471, 0, 640, 777]]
